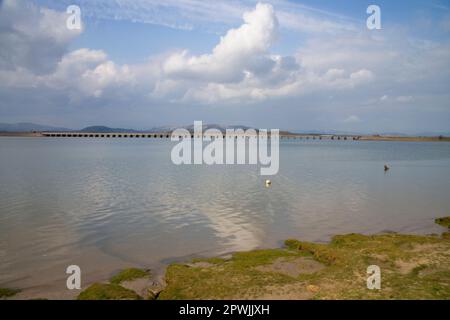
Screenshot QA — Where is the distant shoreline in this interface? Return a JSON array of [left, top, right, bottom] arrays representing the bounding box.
[[1, 131, 449, 142], [358, 135, 450, 142]]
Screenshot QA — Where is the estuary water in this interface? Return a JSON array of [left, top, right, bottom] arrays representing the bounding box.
[[0, 137, 449, 298]]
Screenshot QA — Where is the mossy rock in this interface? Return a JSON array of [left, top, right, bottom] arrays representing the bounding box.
[[110, 268, 150, 284], [77, 283, 142, 300], [435, 217, 450, 228], [0, 288, 20, 298]]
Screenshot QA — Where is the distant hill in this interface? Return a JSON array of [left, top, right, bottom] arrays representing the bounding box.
[[145, 126, 180, 133], [0, 122, 72, 132], [79, 126, 140, 133]]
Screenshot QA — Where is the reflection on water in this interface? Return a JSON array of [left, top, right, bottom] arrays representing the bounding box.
[[0, 137, 449, 296]]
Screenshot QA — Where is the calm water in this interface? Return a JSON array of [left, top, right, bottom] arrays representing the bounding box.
[[1, 137, 449, 297]]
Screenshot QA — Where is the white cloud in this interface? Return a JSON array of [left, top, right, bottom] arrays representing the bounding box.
[[0, 0, 81, 74], [0, 2, 378, 105], [45, 49, 135, 99], [163, 3, 278, 83], [150, 4, 376, 104]]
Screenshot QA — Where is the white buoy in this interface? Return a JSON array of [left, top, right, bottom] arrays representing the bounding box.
[[265, 179, 272, 187]]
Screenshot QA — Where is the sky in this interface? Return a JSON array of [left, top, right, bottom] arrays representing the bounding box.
[[0, 0, 449, 133]]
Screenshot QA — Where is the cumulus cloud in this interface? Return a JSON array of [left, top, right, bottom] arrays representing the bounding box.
[[0, 0, 80, 74], [0, 2, 372, 105], [163, 3, 278, 83], [0, 0, 136, 101], [152, 4, 374, 104], [44, 49, 135, 99]]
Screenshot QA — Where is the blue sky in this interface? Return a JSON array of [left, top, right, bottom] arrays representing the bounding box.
[[1, 0, 450, 133], [39, 0, 450, 63]]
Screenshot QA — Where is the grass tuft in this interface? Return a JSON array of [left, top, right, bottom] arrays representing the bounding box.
[[0, 287, 20, 298], [110, 268, 150, 284], [77, 283, 142, 300]]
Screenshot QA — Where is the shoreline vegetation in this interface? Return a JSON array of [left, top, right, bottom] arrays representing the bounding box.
[[0, 131, 449, 142], [2, 217, 449, 300]]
